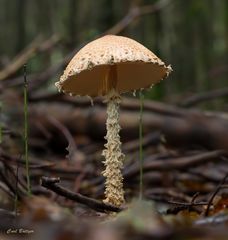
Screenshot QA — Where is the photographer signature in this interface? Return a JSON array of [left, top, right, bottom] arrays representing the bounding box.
[[6, 228, 34, 234]]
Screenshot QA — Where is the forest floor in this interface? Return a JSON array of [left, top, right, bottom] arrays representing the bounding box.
[[0, 90, 228, 240]]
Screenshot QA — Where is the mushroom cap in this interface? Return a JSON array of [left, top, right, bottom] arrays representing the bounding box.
[[56, 35, 172, 97]]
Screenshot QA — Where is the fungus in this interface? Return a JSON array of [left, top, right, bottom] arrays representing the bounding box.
[[55, 35, 172, 207]]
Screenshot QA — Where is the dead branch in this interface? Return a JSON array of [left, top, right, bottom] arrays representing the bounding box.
[[180, 87, 228, 108], [29, 98, 228, 150], [124, 150, 226, 179], [3, 48, 74, 91], [47, 116, 78, 161], [0, 162, 26, 198], [29, 93, 195, 117], [105, 0, 173, 35], [0, 151, 55, 169], [0, 34, 60, 81], [145, 188, 192, 202], [41, 176, 122, 213], [204, 173, 228, 217], [122, 131, 161, 153]]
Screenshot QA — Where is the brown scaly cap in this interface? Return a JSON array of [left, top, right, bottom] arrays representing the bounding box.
[[56, 35, 172, 97]]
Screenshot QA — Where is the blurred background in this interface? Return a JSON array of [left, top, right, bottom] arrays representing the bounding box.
[[0, 2, 228, 239], [1, 0, 227, 108]]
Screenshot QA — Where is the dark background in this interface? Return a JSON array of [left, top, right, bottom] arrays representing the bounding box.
[[1, 0, 227, 108]]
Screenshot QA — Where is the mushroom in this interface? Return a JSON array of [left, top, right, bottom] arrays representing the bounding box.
[[55, 35, 172, 207]]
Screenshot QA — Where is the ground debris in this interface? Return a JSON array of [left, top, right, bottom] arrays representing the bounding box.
[[0, 91, 228, 239]]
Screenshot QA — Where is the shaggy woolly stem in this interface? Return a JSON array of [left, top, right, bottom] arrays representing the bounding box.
[[102, 89, 125, 207]]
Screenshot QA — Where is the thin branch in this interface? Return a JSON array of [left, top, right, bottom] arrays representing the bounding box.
[[0, 35, 60, 81], [41, 177, 123, 213], [47, 116, 78, 161], [204, 173, 228, 217], [124, 150, 226, 179], [180, 87, 228, 108], [105, 0, 173, 35]]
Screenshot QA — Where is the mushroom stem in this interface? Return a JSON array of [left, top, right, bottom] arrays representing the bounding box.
[[102, 89, 125, 207]]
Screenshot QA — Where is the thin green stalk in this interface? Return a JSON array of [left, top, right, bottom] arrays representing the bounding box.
[[24, 64, 31, 196], [0, 101, 2, 144], [14, 163, 19, 215], [139, 91, 144, 200]]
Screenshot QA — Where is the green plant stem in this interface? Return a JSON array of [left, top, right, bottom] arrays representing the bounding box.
[[14, 163, 19, 215], [0, 102, 2, 144], [24, 64, 31, 196], [139, 91, 144, 200]]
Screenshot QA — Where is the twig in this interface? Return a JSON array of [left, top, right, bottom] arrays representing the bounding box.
[[47, 116, 78, 162], [168, 200, 207, 207], [180, 87, 228, 108], [153, 192, 206, 215], [3, 49, 75, 90], [204, 173, 228, 217], [2, 161, 27, 197], [41, 176, 123, 213], [0, 151, 55, 169], [124, 150, 226, 179], [0, 164, 23, 198], [187, 169, 222, 183], [105, 0, 173, 35], [0, 181, 14, 198], [187, 192, 200, 212], [0, 35, 60, 81], [30, 93, 189, 117], [123, 131, 161, 153]]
